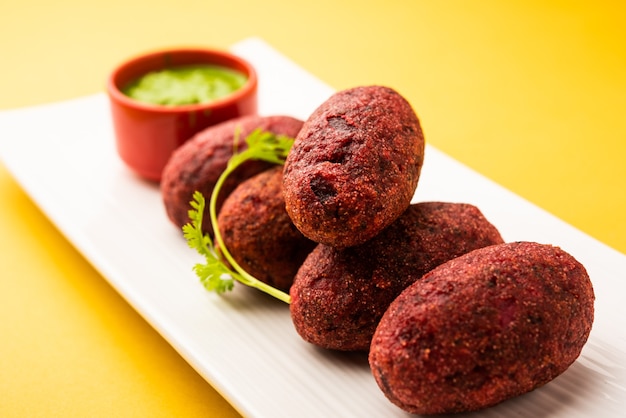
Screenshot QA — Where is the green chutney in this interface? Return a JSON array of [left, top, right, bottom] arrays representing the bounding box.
[[123, 64, 247, 106]]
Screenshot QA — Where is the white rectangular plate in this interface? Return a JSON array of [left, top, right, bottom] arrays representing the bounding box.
[[1, 37, 625, 417]]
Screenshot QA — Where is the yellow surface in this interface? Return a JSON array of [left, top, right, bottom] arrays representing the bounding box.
[[0, 1, 624, 416]]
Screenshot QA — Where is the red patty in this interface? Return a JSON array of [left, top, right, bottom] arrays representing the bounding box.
[[218, 166, 316, 292], [369, 241, 595, 414], [161, 114, 303, 235], [289, 202, 504, 351], [283, 85, 424, 248]]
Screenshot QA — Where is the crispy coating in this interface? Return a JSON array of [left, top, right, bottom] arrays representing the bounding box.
[[217, 167, 316, 292], [289, 202, 504, 351], [369, 241, 595, 415], [161, 115, 303, 235], [283, 85, 424, 248]]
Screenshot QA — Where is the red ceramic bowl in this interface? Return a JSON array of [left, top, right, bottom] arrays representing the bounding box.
[[107, 47, 258, 181]]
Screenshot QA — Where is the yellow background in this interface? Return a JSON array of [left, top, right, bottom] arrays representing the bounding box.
[[1, 1, 624, 416]]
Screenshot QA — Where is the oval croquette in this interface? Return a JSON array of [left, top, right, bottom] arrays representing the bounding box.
[[289, 202, 504, 351], [283, 85, 424, 248], [217, 166, 316, 292], [161, 114, 303, 235], [369, 241, 595, 414]]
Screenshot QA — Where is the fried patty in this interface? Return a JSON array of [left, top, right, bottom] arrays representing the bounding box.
[[217, 166, 316, 292], [369, 241, 595, 414], [161, 114, 303, 235], [283, 85, 424, 248], [289, 202, 504, 351]]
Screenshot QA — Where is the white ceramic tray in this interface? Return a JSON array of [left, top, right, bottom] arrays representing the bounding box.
[[1, 37, 625, 417]]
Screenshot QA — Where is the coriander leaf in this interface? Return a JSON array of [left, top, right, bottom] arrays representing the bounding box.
[[193, 263, 235, 293], [183, 191, 236, 294], [183, 129, 294, 304], [182, 191, 213, 259]]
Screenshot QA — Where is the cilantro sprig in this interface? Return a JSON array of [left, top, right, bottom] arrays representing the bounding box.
[[182, 129, 295, 303]]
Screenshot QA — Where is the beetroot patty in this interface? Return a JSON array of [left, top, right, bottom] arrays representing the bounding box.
[[283, 85, 424, 248], [289, 202, 504, 351], [218, 166, 316, 292], [369, 241, 595, 414], [161, 114, 303, 235]]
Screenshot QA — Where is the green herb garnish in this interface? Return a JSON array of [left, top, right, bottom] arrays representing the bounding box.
[[182, 129, 295, 303]]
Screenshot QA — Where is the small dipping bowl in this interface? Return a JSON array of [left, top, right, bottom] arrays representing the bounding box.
[[107, 47, 258, 181]]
